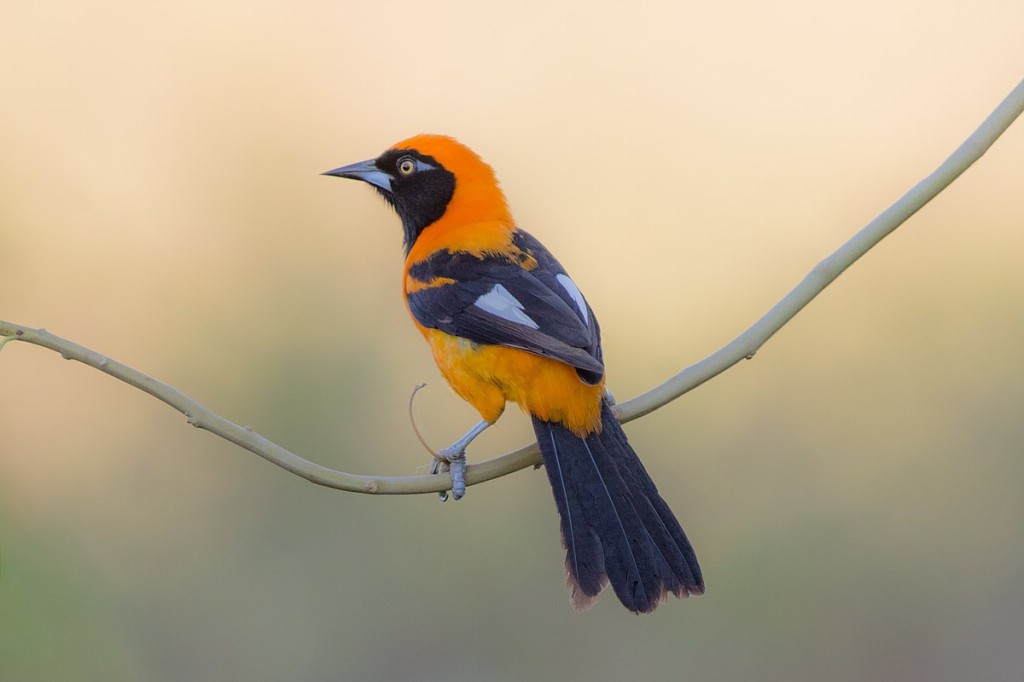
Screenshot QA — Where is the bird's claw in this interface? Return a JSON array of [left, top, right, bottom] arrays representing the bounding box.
[[431, 447, 467, 501], [430, 457, 450, 501], [426, 419, 490, 502]]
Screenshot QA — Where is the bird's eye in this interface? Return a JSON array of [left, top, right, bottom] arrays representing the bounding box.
[[397, 157, 416, 176]]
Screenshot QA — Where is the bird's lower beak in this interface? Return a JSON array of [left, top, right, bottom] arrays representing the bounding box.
[[322, 159, 392, 192]]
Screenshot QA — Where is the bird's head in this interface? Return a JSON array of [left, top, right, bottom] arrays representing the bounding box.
[[324, 134, 512, 251]]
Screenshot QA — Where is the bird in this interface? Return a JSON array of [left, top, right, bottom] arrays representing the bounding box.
[[324, 134, 703, 613]]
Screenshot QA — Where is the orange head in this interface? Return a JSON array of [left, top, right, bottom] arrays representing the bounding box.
[[324, 134, 513, 252]]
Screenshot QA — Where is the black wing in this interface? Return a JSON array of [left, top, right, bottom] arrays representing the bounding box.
[[407, 229, 604, 384]]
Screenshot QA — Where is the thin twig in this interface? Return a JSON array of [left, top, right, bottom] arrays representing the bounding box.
[[408, 383, 442, 462], [3, 76, 1023, 495]]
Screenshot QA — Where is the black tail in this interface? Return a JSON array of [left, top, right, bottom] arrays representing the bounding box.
[[532, 401, 704, 613]]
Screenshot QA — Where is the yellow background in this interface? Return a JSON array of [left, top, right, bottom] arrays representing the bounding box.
[[3, 1, 1023, 680]]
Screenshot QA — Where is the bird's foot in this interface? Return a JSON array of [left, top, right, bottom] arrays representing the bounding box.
[[427, 419, 491, 501], [430, 446, 467, 501], [429, 456, 450, 501]]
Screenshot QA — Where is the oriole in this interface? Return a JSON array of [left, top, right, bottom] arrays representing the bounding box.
[[325, 135, 703, 613]]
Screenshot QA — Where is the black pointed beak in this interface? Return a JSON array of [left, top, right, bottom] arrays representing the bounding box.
[[322, 159, 392, 192]]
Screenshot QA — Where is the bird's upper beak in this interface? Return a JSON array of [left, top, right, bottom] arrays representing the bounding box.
[[322, 159, 392, 192]]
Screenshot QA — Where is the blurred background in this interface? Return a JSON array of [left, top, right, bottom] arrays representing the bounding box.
[[2, 1, 1023, 680]]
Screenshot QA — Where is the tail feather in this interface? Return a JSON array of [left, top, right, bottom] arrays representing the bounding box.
[[539, 423, 606, 606], [533, 401, 704, 613], [602, 416, 703, 591]]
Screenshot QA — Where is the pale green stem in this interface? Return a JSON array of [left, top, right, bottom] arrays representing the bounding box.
[[4, 76, 1023, 495]]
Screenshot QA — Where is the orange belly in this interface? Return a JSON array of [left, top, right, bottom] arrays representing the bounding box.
[[420, 327, 604, 437]]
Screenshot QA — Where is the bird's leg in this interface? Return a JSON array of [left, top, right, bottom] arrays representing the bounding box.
[[431, 419, 493, 501]]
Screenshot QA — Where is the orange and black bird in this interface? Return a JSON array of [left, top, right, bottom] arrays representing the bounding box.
[[324, 135, 703, 613]]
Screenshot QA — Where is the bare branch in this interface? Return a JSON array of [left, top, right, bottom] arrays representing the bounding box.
[[3, 76, 1023, 495], [620, 76, 1024, 421]]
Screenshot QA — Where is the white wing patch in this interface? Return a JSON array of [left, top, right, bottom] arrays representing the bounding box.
[[474, 284, 540, 329], [556, 274, 589, 324]]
